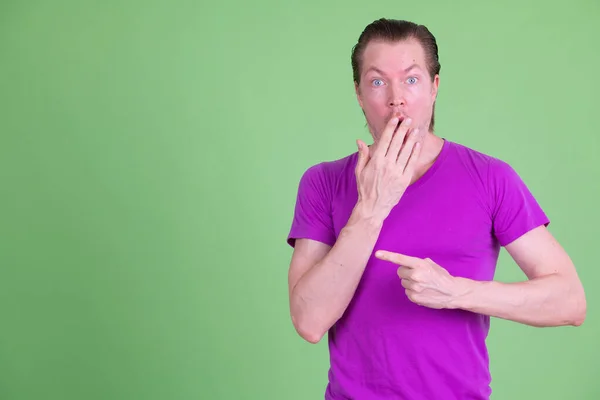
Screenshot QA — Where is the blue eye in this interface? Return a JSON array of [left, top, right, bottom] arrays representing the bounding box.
[[407, 77, 418, 84], [372, 79, 384, 87]]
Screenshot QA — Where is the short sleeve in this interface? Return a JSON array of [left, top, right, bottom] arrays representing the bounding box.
[[286, 163, 336, 248], [489, 158, 550, 247]]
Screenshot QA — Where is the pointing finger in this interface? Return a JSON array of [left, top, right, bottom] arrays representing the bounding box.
[[375, 250, 422, 268]]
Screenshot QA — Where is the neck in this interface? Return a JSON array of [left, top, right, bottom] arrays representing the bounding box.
[[409, 132, 444, 183], [420, 132, 445, 162]]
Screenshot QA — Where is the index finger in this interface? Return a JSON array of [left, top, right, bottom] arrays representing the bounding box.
[[375, 250, 422, 267], [373, 115, 401, 158]]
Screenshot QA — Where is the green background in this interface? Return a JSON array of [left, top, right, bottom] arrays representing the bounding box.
[[1, 0, 598, 399]]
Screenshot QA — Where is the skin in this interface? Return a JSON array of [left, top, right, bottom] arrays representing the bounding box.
[[354, 39, 444, 182], [288, 38, 586, 344]]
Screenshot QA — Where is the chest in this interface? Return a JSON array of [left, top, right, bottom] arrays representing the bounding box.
[[331, 178, 500, 281]]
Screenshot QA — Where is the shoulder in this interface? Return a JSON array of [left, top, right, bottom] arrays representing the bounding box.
[[304, 151, 358, 177], [297, 151, 358, 194], [287, 152, 358, 248], [445, 140, 519, 186], [446, 140, 503, 170]]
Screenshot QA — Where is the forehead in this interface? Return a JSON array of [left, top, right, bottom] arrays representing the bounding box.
[[361, 39, 427, 73]]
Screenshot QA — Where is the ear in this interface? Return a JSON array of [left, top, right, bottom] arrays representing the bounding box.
[[431, 74, 440, 102], [355, 81, 364, 109]]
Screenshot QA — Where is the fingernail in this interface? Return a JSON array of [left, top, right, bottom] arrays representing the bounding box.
[[406, 118, 412, 124]]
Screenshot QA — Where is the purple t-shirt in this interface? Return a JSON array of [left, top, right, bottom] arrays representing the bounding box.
[[287, 139, 549, 399]]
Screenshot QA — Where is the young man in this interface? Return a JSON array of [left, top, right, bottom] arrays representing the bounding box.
[[286, 18, 586, 399]]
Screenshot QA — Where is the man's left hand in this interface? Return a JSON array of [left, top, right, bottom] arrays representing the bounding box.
[[375, 250, 469, 309]]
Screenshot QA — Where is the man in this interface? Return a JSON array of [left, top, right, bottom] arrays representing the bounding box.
[[285, 18, 586, 399]]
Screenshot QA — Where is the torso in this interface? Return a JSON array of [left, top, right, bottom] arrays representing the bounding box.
[[326, 139, 499, 399]]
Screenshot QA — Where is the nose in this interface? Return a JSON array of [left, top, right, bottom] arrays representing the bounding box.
[[388, 83, 405, 108]]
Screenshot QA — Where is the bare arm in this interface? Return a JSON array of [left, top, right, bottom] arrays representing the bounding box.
[[288, 115, 422, 343], [288, 206, 384, 343], [375, 226, 586, 327], [451, 226, 586, 327]]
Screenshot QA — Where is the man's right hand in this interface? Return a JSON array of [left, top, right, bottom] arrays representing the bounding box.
[[354, 115, 422, 221], [290, 114, 421, 343]]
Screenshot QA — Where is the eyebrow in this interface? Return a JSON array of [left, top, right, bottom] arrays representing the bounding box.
[[364, 64, 421, 76]]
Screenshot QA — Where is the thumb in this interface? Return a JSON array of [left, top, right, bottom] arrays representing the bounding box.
[[355, 139, 369, 175]]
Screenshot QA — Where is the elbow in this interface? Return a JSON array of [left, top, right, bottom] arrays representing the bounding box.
[[571, 295, 587, 327], [301, 330, 325, 344], [570, 310, 586, 327], [291, 315, 327, 344], [568, 285, 587, 327]]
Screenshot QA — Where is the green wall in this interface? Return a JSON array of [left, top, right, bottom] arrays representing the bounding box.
[[1, 0, 598, 399]]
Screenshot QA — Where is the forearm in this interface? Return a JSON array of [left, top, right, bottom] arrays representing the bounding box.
[[451, 273, 586, 327], [291, 202, 385, 342]]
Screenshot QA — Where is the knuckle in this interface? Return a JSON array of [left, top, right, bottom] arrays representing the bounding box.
[[408, 292, 420, 303]]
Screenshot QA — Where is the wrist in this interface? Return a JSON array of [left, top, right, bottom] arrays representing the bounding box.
[[340, 202, 385, 239], [351, 200, 388, 226], [448, 277, 478, 310]]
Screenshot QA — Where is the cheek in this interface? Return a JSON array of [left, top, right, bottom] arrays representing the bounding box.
[[407, 85, 428, 99], [408, 86, 434, 108], [365, 88, 388, 103], [362, 89, 389, 113]]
